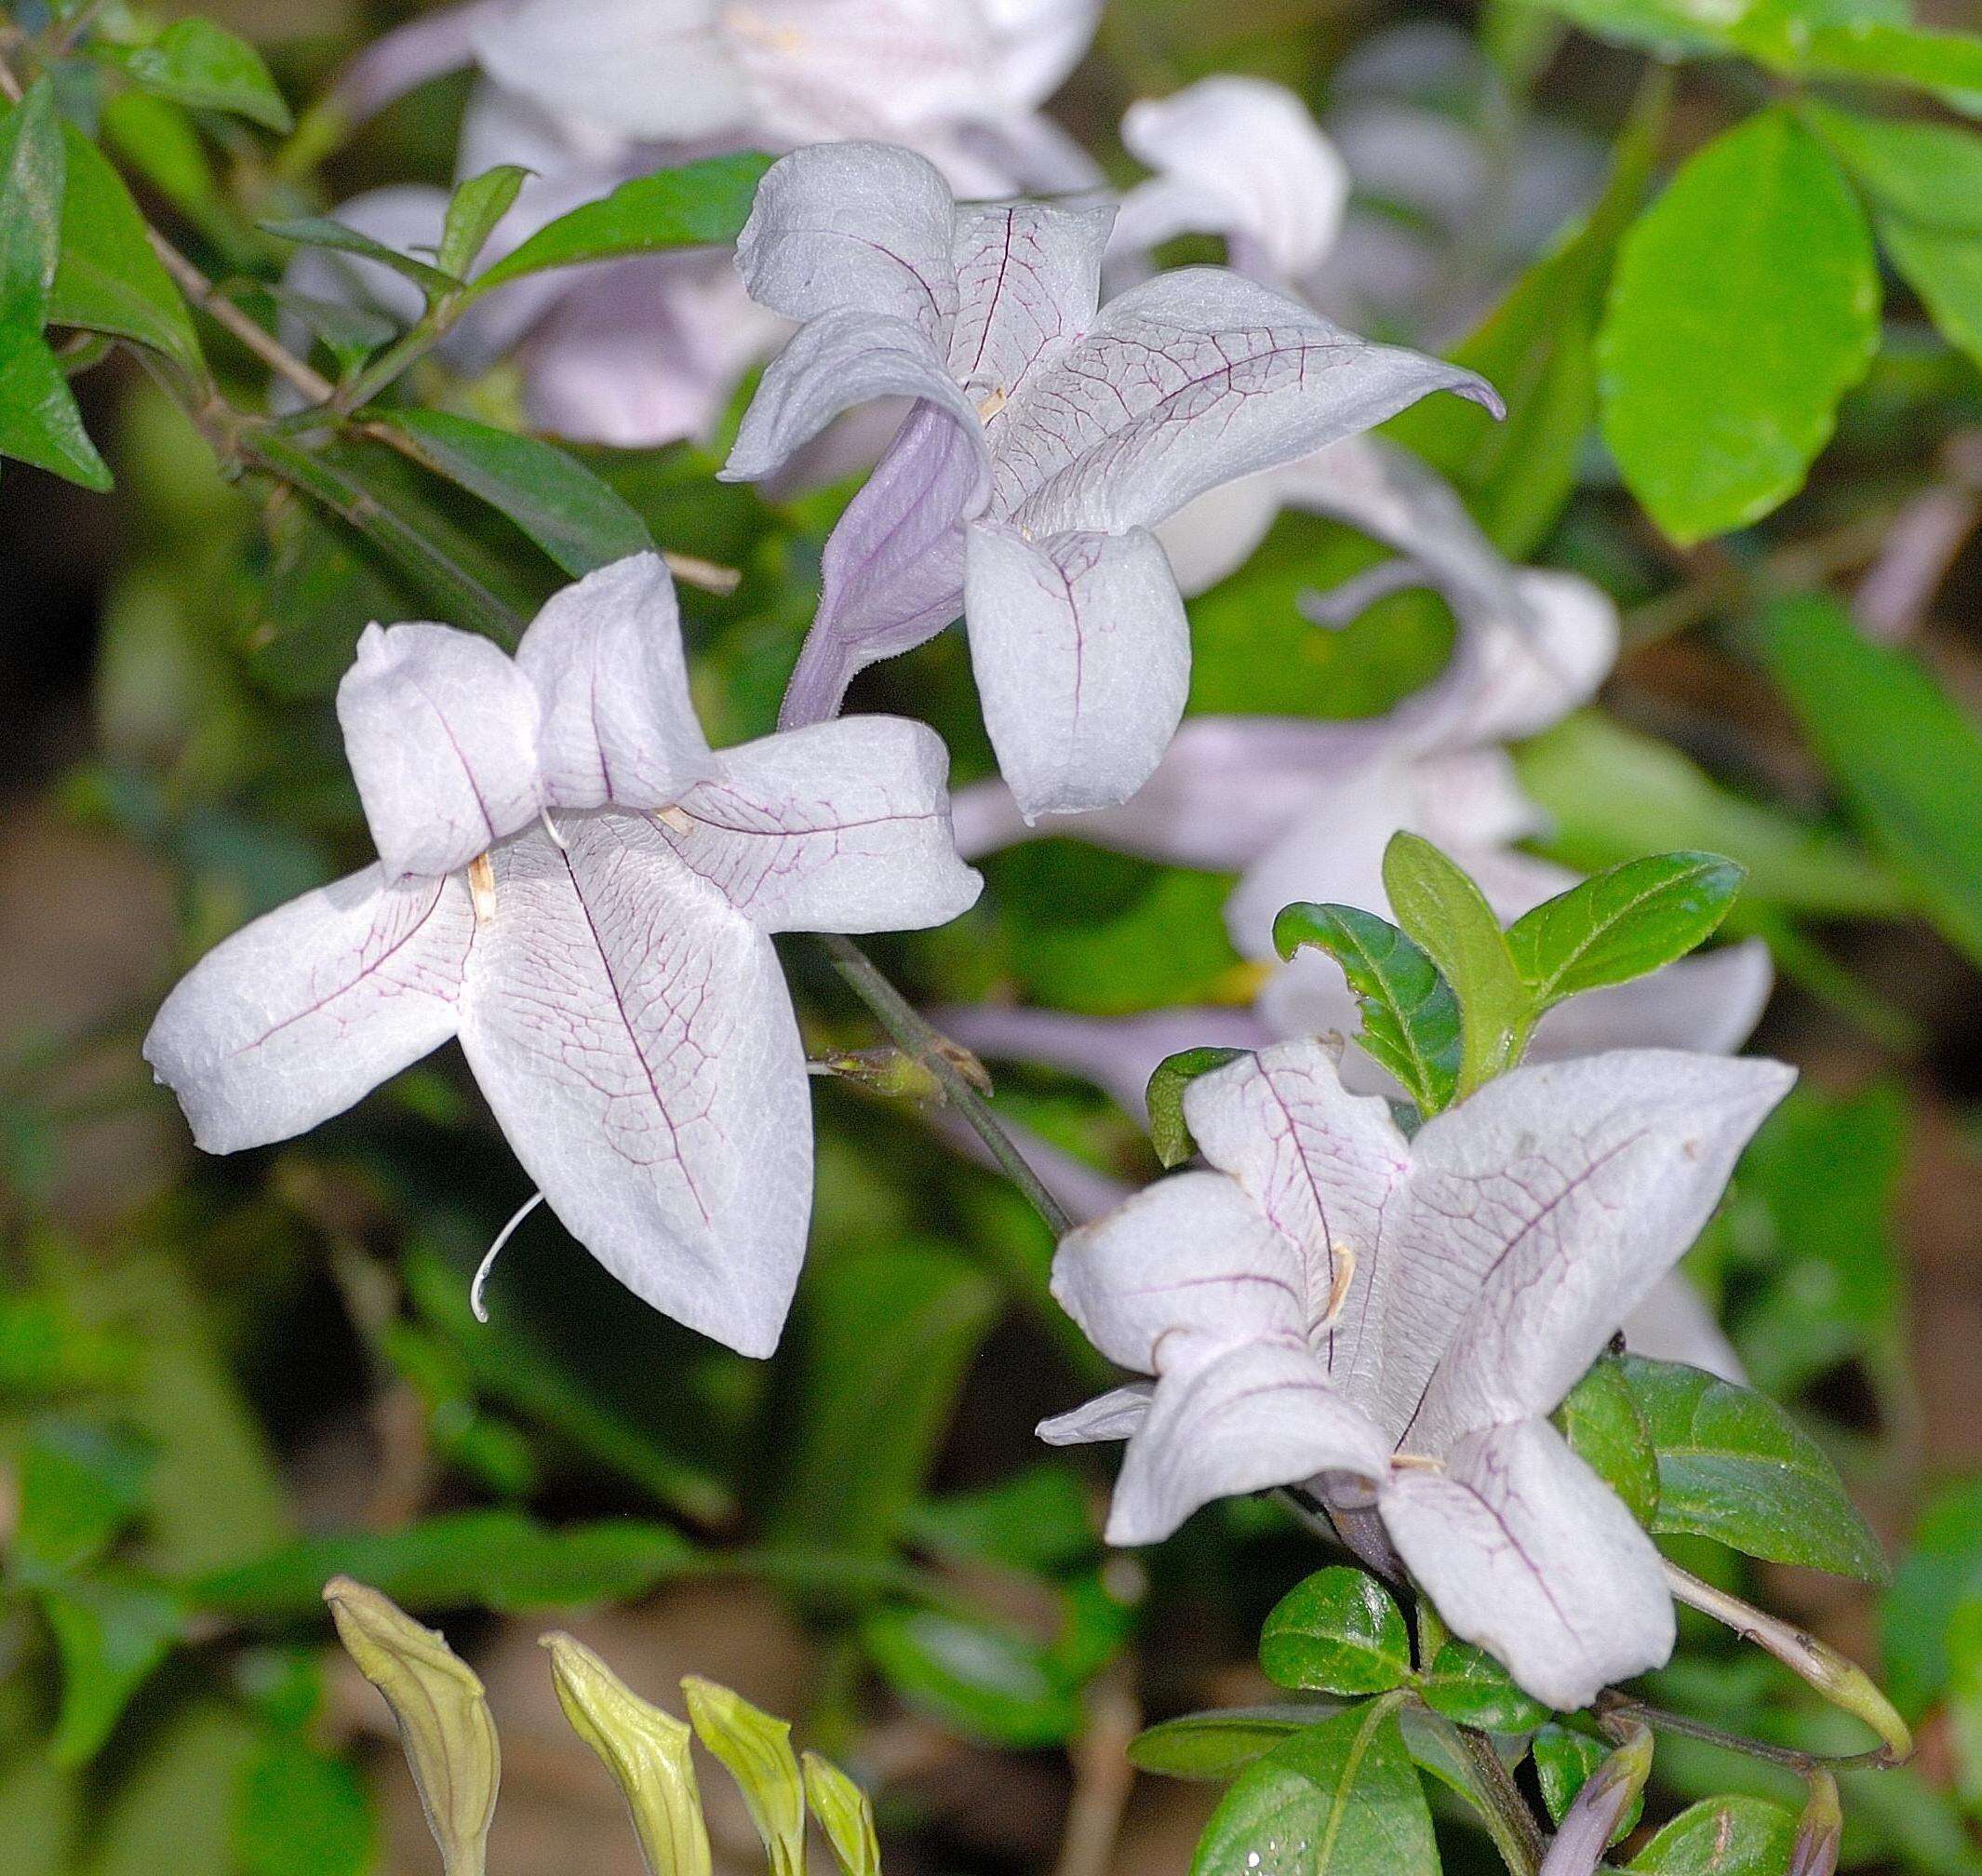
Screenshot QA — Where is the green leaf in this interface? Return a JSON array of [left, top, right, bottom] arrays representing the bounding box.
[[1619, 1355, 1888, 1582], [863, 1606, 1084, 1748], [1599, 109, 1880, 543], [47, 125, 203, 375], [1145, 1046, 1248, 1167], [262, 285, 395, 368], [122, 20, 293, 133], [438, 164, 530, 279], [1533, 1725, 1643, 1840], [900, 1464, 1098, 1574], [1189, 1700, 1437, 1876], [1553, 1355, 1660, 1526], [0, 318, 114, 489], [1627, 1795, 1798, 1876], [1130, 1707, 1319, 1781], [1882, 1478, 1982, 1719], [232, 1734, 376, 1876], [1417, 1642, 1550, 1734], [1273, 903, 1460, 1116], [42, 1572, 187, 1765], [1380, 832, 1529, 1095], [1507, 851, 1744, 1011], [378, 408, 657, 578], [1796, 23, 1982, 108], [13, 1417, 154, 1578], [1259, 1568, 1413, 1695], [1947, 1601, 1982, 1810], [259, 215, 458, 299], [185, 1509, 696, 1615], [471, 151, 774, 292], [0, 78, 64, 326], [1514, 712, 1902, 918], [1802, 100, 1982, 231], [1765, 594, 1982, 967], [1879, 214, 1982, 375]]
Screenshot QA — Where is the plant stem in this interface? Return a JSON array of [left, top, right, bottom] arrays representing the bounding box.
[[148, 228, 337, 404], [1425, 1706, 1544, 1876], [1592, 1692, 1898, 1776]]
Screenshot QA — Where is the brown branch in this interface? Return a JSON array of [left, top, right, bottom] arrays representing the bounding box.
[[1052, 1670, 1142, 1876]]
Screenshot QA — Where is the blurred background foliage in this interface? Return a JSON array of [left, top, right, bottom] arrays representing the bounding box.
[[7, 0, 1982, 1871]]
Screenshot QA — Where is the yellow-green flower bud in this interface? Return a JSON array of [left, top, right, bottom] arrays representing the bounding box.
[[324, 1577, 500, 1876], [802, 1750, 881, 1876], [542, 1632, 712, 1876], [682, 1675, 806, 1876]]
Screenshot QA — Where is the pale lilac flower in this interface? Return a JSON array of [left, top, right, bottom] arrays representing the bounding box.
[[720, 141, 1499, 818], [143, 554, 980, 1357], [1039, 1037, 1793, 1708]]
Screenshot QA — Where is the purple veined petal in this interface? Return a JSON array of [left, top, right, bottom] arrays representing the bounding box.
[[1038, 1382, 1154, 1446], [330, 0, 503, 124], [933, 1001, 1270, 1122], [651, 714, 983, 932], [143, 866, 475, 1154], [734, 141, 960, 341], [469, 0, 748, 142], [1180, 1041, 1413, 1409], [1115, 76, 1349, 288], [1622, 1272, 1745, 1384], [724, 310, 984, 487], [995, 269, 1500, 538], [1397, 1050, 1795, 1448], [515, 553, 713, 812], [1534, 939, 1774, 1062], [1105, 1339, 1390, 1544], [457, 818, 811, 1358], [1051, 1168, 1310, 1374], [1380, 1418, 1675, 1711], [964, 522, 1190, 820], [777, 401, 981, 730], [948, 199, 1114, 409], [982, 0, 1105, 114], [337, 623, 543, 880]]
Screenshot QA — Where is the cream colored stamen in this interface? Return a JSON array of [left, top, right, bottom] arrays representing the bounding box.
[[1319, 1242, 1357, 1327], [656, 805, 693, 834], [468, 852, 497, 924], [976, 386, 1008, 422]]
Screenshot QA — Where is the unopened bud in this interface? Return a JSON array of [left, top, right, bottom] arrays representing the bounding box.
[[682, 1676, 806, 1876], [1799, 1641, 1912, 1763], [803, 1749, 881, 1876], [1539, 1722, 1653, 1876], [324, 1577, 499, 1876], [1790, 1773, 1842, 1876], [542, 1633, 711, 1876]]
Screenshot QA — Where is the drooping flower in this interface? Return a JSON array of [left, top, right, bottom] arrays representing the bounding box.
[[720, 141, 1500, 818], [143, 554, 980, 1356], [1039, 1037, 1793, 1709]]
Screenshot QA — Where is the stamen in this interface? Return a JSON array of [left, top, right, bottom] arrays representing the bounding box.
[[472, 1190, 545, 1322], [467, 853, 497, 924], [976, 385, 1008, 422], [655, 805, 692, 834], [1319, 1242, 1357, 1327], [1389, 1451, 1444, 1472], [539, 807, 568, 851]]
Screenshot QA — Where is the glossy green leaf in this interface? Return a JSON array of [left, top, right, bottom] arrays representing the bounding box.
[[123, 20, 293, 132], [1533, 1725, 1643, 1840], [1599, 109, 1880, 543], [863, 1606, 1083, 1748], [1765, 594, 1982, 967], [232, 1734, 376, 1876], [14, 1417, 154, 1578], [1803, 100, 1982, 231], [1130, 1707, 1319, 1781], [439, 164, 530, 279], [42, 1572, 187, 1764], [1882, 1478, 1982, 1719], [1273, 903, 1460, 1116], [0, 319, 114, 489], [1879, 214, 1982, 375], [185, 1509, 696, 1615], [1189, 1701, 1436, 1876], [263, 286, 395, 368], [1553, 1355, 1660, 1526], [1145, 1045, 1248, 1167], [1507, 851, 1744, 1011], [0, 78, 63, 326], [1381, 832, 1529, 1095], [1417, 1642, 1550, 1734], [1627, 1795, 1797, 1876], [378, 408, 657, 578], [471, 152, 774, 292], [1797, 23, 1982, 107], [1619, 1355, 1888, 1582], [1259, 1568, 1413, 1695], [258, 215, 458, 298]]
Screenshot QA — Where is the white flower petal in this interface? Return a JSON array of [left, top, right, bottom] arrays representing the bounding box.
[[735, 142, 959, 340], [143, 866, 474, 1154], [336, 623, 542, 879], [652, 715, 982, 932], [948, 199, 1113, 406], [1037, 1382, 1153, 1445], [333, 0, 502, 121], [1152, 471, 1286, 596], [1381, 1419, 1675, 1711], [470, 0, 746, 141], [1117, 76, 1348, 284], [457, 819, 810, 1358], [983, 0, 1104, 110], [1464, 569, 1618, 744], [1107, 1340, 1390, 1543], [1399, 1051, 1795, 1446], [1622, 1273, 1745, 1384], [965, 522, 1189, 819], [1051, 1169, 1308, 1374], [516, 552, 712, 812]]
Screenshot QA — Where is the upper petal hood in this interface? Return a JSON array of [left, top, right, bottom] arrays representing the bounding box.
[[949, 199, 1113, 406]]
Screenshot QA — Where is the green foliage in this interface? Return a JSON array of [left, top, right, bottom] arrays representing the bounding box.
[[259, 213, 460, 300], [1554, 1355, 1661, 1526], [231, 1734, 376, 1876], [1258, 1568, 1413, 1695], [1599, 109, 1880, 543], [860, 1605, 1087, 1748], [118, 20, 293, 133], [1130, 1708, 1321, 1781], [1883, 1478, 1982, 1720], [1273, 903, 1461, 1116], [1415, 1642, 1550, 1734], [1627, 1794, 1799, 1876], [1620, 1356, 1889, 1582], [899, 1463, 1098, 1574], [1145, 1045, 1248, 1167], [439, 165, 532, 279], [1533, 1724, 1644, 1840]]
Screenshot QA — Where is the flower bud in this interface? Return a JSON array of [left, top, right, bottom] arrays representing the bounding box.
[[542, 1632, 712, 1876], [1790, 1773, 1842, 1876], [803, 1749, 881, 1876], [682, 1675, 806, 1876], [324, 1577, 499, 1876], [1538, 1722, 1653, 1876]]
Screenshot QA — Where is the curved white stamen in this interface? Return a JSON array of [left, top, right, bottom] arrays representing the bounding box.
[[539, 807, 568, 851], [473, 1190, 545, 1322]]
